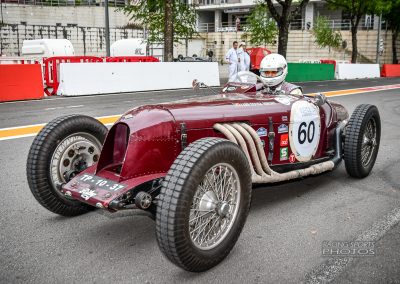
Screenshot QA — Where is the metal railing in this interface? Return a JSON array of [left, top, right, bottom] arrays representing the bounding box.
[[0, 0, 126, 7], [197, 18, 384, 33], [0, 23, 143, 56], [289, 19, 352, 30], [197, 22, 244, 33], [193, 0, 240, 5]]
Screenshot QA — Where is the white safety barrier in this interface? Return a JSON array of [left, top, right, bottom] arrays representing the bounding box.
[[335, 64, 380, 80], [0, 57, 40, 64], [57, 62, 220, 96]]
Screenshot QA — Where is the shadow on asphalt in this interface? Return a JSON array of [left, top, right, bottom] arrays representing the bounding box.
[[250, 170, 339, 213]]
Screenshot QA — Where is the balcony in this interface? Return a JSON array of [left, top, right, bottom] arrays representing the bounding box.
[[197, 19, 376, 33], [194, 0, 241, 5]]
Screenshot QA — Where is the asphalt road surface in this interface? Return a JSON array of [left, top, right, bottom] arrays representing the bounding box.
[[1, 78, 400, 283]]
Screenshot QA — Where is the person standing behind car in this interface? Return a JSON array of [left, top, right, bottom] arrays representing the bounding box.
[[242, 42, 251, 71], [237, 42, 246, 72], [225, 41, 240, 82]]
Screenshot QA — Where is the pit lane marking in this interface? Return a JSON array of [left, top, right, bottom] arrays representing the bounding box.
[[44, 105, 84, 111], [1, 84, 400, 142], [0, 115, 120, 141], [308, 83, 400, 97]]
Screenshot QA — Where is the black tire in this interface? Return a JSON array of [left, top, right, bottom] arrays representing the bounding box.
[[344, 104, 381, 178], [26, 115, 108, 216], [156, 138, 252, 272]]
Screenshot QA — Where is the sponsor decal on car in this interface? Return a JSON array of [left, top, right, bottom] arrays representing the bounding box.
[[280, 147, 289, 161], [289, 153, 296, 163], [227, 86, 236, 91], [280, 133, 288, 147], [233, 102, 276, 107], [241, 85, 249, 89], [282, 115, 288, 122], [257, 127, 267, 137], [278, 124, 288, 133]]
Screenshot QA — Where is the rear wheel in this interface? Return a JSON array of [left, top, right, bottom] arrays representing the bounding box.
[[156, 138, 252, 272], [344, 104, 381, 178], [27, 115, 108, 216]]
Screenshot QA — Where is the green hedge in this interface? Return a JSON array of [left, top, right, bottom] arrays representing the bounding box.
[[286, 63, 335, 82]]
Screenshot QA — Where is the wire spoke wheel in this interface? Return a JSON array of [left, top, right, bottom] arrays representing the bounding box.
[[189, 163, 240, 250], [361, 119, 377, 167], [344, 104, 381, 178], [156, 138, 252, 272]]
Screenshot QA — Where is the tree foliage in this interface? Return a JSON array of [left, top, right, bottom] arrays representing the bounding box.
[[324, 0, 391, 62], [244, 2, 278, 47], [265, 0, 310, 57], [312, 16, 342, 52], [383, 0, 400, 63], [122, 0, 198, 61]]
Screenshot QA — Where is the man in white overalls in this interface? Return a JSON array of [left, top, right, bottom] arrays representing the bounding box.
[[237, 42, 246, 72], [242, 42, 251, 71], [225, 41, 239, 82]]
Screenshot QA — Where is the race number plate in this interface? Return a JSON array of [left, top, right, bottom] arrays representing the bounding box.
[[78, 173, 126, 192], [289, 100, 321, 162]]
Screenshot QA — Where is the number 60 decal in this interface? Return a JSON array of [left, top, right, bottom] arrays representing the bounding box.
[[289, 100, 321, 162], [298, 121, 315, 144]]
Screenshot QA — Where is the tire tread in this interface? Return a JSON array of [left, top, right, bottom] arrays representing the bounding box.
[[26, 115, 107, 216], [156, 138, 252, 272], [344, 104, 380, 178]]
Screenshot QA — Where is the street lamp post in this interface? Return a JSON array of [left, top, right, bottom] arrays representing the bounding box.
[[105, 0, 111, 57], [1, 0, 4, 25]]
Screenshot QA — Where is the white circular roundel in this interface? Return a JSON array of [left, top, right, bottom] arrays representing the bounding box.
[[289, 101, 321, 162]]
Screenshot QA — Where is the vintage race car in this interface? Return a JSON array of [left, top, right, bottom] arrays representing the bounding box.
[[27, 72, 381, 272]]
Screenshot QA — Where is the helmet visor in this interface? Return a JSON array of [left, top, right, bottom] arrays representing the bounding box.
[[260, 67, 283, 78]]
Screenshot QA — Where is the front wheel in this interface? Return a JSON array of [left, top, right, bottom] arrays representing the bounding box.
[[343, 104, 381, 178], [26, 115, 108, 216], [156, 138, 252, 272]]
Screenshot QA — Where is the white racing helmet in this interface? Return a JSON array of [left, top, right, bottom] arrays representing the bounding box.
[[259, 54, 288, 87]]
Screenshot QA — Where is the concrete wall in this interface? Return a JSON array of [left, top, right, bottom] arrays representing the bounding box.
[[202, 29, 399, 64], [0, 24, 142, 56], [1, 4, 131, 27], [1, 21, 398, 64]]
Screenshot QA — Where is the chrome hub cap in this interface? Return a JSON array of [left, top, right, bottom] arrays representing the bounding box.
[[217, 202, 230, 218], [198, 191, 217, 212], [361, 119, 377, 167], [189, 163, 240, 250], [50, 133, 102, 197]]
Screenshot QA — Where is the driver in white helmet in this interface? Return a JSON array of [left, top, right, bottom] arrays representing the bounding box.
[[258, 53, 302, 96]]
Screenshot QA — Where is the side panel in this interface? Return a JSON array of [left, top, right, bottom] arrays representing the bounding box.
[[120, 108, 179, 181], [97, 107, 179, 182]]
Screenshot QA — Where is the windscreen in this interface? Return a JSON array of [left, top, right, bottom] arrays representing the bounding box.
[[236, 71, 258, 84]]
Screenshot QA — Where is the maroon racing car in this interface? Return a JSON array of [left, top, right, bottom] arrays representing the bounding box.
[[27, 72, 381, 272]]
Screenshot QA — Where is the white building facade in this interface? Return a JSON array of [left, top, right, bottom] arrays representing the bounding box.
[[189, 0, 381, 33]]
